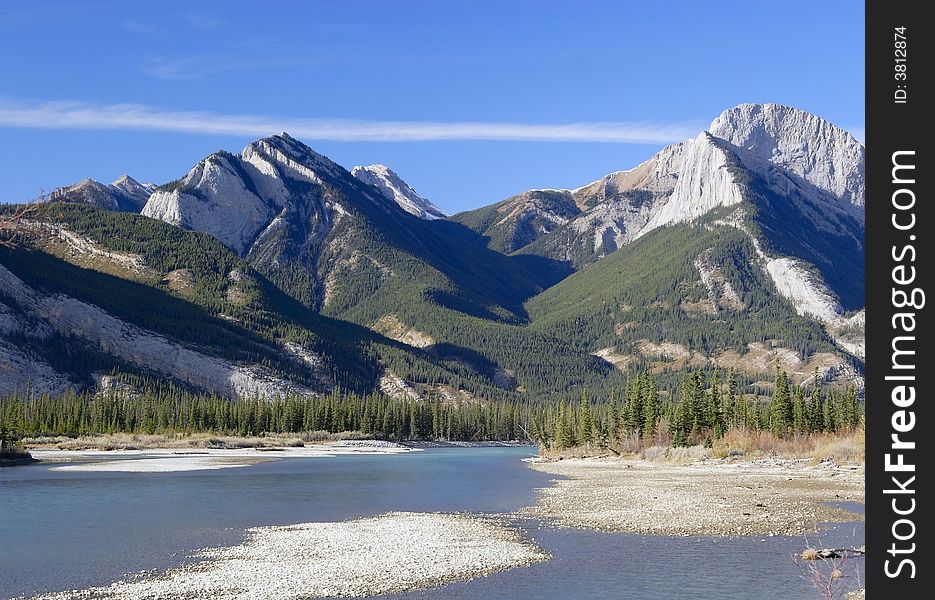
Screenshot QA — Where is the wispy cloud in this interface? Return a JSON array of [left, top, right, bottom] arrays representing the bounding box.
[[0, 98, 702, 144], [141, 57, 209, 80], [140, 56, 327, 81], [183, 12, 226, 30]]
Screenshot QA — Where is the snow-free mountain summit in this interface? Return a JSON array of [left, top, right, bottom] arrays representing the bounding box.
[[2, 104, 865, 401]]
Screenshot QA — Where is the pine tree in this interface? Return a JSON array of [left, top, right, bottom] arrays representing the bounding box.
[[769, 368, 792, 435], [672, 392, 691, 447], [625, 377, 643, 435], [823, 389, 836, 432], [564, 402, 576, 448], [608, 390, 620, 441], [710, 369, 724, 437], [578, 391, 592, 446], [383, 406, 397, 439], [792, 386, 807, 433], [642, 375, 660, 441], [554, 402, 568, 450], [807, 370, 823, 432]]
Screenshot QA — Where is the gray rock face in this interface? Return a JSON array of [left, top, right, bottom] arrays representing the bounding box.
[[638, 133, 746, 234], [48, 175, 154, 213], [452, 188, 581, 254], [351, 164, 446, 220], [0, 262, 319, 399], [516, 141, 689, 266], [140, 133, 386, 265], [512, 104, 866, 359], [110, 175, 156, 206], [521, 104, 863, 266], [562, 141, 689, 261], [140, 133, 417, 313], [709, 103, 865, 206], [143, 152, 274, 255]]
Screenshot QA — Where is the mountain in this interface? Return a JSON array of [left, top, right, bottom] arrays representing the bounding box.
[[351, 164, 446, 220], [140, 133, 556, 313], [3, 103, 866, 401], [452, 103, 864, 380], [708, 103, 865, 206], [137, 133, 600, 396], [517, 142, 689, 268], [0, 204, 508, 400], [451, 189, 581, 254], [46, 175, 154, 212], [525, 104, 864, 387]]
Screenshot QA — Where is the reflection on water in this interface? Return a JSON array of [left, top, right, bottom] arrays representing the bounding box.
[[0, 448, 863, 600]]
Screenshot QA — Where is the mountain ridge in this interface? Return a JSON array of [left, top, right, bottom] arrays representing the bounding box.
[[2, 103, 866, 401]]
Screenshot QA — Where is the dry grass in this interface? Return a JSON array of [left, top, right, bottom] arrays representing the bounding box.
[[23, 430, 372, 451], [544, 428, 864, 466], [714, 429, 864, 463], [538, 444, 616, 460], [801, 548, 821, 560]]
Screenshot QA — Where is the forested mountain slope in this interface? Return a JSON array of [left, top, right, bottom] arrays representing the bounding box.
[[2, 103, 865, 402]]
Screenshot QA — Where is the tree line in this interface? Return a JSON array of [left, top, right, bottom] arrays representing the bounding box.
[[1, 366, 861, 450], [536, 367, 862, 450]]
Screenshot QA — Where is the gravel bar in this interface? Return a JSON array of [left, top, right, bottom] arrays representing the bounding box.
[[27, 512, 548, 599], [521, 457, 864, 536]]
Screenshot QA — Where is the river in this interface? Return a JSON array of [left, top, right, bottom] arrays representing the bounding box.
[[0, 447, 864, 599]]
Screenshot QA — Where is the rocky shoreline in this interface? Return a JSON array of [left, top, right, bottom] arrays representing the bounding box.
[[16, 447, 866, 598], [26, 512, 548, 600], [0, 447, 37, 467], [520, 456, 864, 536], [29, 441, 417, 473]]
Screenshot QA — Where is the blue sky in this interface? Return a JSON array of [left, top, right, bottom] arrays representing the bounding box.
[[0, 0, 864, 214]]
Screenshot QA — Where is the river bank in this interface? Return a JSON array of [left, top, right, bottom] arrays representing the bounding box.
[[27, 512, 548, 600], [521, 456, 864, 536], [29, 440, 416, 472], [6, 446, 865, 599]]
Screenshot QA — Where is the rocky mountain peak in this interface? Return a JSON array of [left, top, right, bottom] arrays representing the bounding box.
[[351, 164, 446, 220], [635, 132, 745, 235], [47, 176, 150, 213], [708, 103, 865, 206], [111, 174, 156, 204], [243, 132, 346, 182]]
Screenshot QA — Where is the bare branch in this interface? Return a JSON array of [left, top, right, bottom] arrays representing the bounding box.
[[0, 202, 41, 248]]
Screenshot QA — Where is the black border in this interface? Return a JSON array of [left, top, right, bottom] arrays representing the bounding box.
[[866, 0, 931, 594]]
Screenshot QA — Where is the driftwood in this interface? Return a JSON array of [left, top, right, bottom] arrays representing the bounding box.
[[800, 546, 865, 560]]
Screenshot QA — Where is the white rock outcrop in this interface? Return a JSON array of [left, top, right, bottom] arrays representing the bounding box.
[[0, 263, 315, 399], [638, 133, 745, 235], [561, 141, 689, 256], [709, 103, 865, 206], [764, 257, 842, 323], [0, 339, 73, 396], [143, 153, 273, 255], [352, 164, 446, 219]]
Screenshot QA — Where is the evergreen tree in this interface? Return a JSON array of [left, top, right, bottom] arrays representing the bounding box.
[[823, 389, 836, 432], [554, 402, 568, 450], [641, 375, 660, 441], [672, 400, 690, 447], [624, 377, 643, 435], [769, 368, 792, 435], [607, 390, 620, 441], [807, 371, 823, 432], [792, 386, 807, 433], [578, 390, 592, 446]]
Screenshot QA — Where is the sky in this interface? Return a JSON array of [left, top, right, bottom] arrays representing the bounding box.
[[0, 0, 864, 214]]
